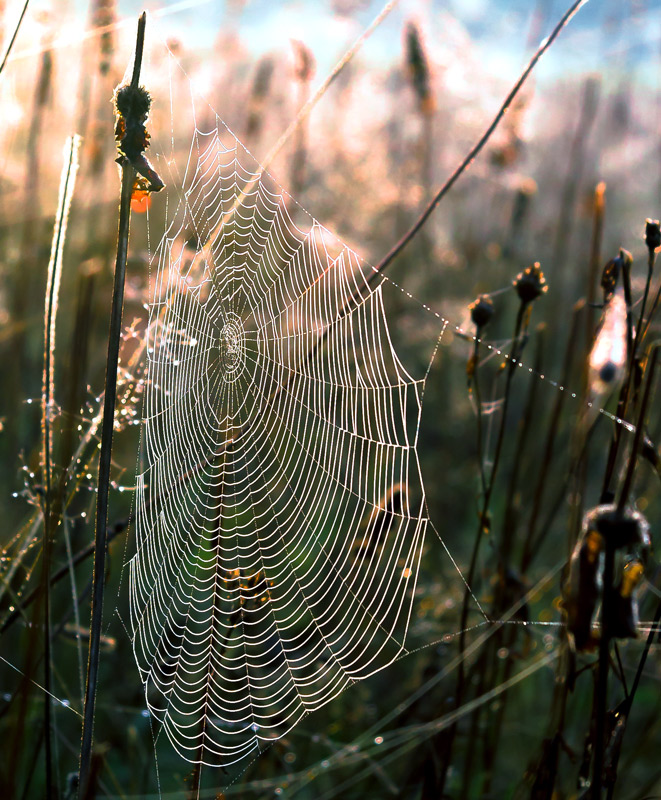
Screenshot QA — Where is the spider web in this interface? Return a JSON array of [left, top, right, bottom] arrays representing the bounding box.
[[128, 74, 429, 767]]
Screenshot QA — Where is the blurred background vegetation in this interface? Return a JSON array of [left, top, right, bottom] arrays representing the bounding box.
[[1, 0, 660, 797]]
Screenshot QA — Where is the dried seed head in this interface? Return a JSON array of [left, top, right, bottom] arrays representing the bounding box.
[[469, 294, 494, 329], [513, 262, 547, 304], [583, 504, 650, 552], [645, 218, 661, 251]]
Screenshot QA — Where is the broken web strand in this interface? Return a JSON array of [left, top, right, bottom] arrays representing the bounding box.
[[123, 24, 643, 779]]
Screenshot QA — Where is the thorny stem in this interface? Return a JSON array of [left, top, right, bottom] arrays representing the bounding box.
[[78, 13, 145, 798], [374, 0, 589, 275]]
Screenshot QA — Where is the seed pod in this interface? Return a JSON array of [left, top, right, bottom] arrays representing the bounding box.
[[513, 262, 547, 305], [469, 294, 494, 330]]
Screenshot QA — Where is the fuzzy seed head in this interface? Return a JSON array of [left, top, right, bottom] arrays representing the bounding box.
[[513, 262, 547, 304], [114, 84, 152, 121]]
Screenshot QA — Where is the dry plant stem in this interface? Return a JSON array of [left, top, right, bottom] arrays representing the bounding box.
[[78, 159, 134, 798], [632, 247, 656, 366], [472, 337, 488, 496], [436, 303, 526, 795], [520, 303, 582, 571], [602, 256, 654, 503], [605, 597, 661, 800], [592, 349, 658, 798], [0, 0, 30, 76], [375, 0, 589, 274], [618, 347, 658, 513], [552, 76, 599, 271], [78, 14, 144, 796], [40, 135, 79, 799]]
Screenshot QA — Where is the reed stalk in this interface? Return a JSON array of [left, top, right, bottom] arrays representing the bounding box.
[[77, 14, 145, 798], [41, 133, 80, 798]]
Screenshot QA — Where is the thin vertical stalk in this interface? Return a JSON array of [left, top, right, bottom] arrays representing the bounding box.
[[41, 134, 80, 799], [78, 13, 145, 798], [593, 348, 658, 797], [0, 0, 30, 76], [433, 302, 526, 797]]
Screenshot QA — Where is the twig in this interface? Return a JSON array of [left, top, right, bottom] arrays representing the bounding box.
[[0, 0, 30, 77], [78, 13, 145, 798], [374, 0, 589, 274]]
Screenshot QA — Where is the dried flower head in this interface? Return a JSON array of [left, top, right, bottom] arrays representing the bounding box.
[[114, 83, 164, 193], [513, 262, 547, 304], [469, 294, 494, 329], [114, 84, 151, 121], [583, 504, 650, 553], [565, 505, 649, 650], [645, 218, 661, 251]]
